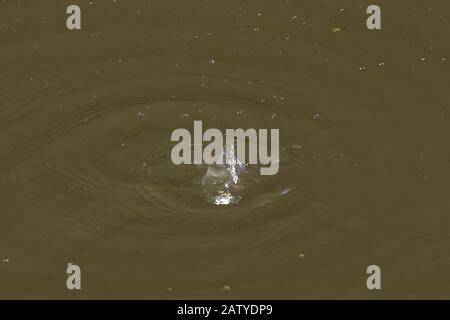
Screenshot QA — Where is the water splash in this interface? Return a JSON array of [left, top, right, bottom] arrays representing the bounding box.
[[201, 144, 246, 205]]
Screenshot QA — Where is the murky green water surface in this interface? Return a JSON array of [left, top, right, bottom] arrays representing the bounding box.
[[0, 0, 449, 299]]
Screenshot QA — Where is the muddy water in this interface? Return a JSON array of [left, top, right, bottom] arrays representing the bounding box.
[[0, 0, 449, 299]]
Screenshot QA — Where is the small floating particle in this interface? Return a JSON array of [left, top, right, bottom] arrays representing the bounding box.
[[166, 287, 173, 292], [313, 113, 320, 120], [298, 253, 305, 258], [359, 66, 366, 71], [2, 258, 10, 263], [222, 285, 231, 291], [121, 143, 126, 148], [332, 27, 343, 33], [182, 113, 190, 118]]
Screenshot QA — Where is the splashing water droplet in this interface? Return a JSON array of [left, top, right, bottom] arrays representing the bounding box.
[[201, 145, 246, 205]]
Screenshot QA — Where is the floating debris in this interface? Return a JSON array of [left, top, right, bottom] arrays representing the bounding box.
[[332, 27, 344, 33]]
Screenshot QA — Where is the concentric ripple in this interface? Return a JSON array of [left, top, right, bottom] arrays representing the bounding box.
[[1, 68, 339, 220]]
